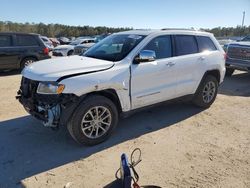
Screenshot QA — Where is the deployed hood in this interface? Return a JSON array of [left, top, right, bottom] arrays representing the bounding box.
[[22, 56, 114, 82], [54, 45, 74, 50]]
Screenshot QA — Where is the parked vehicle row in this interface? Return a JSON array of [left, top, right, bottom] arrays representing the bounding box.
[[53, 38, 96, 56], [17, 29, 226, 145]]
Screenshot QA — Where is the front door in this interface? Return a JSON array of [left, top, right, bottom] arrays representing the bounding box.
[[131, 35, 179, 109]]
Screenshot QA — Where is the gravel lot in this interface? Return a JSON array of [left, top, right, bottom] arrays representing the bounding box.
[[0, 71, 249, 188]]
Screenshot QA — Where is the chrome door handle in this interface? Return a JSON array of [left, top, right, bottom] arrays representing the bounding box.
[[199, 56, 205, 61], [165, 62, 175, 67]]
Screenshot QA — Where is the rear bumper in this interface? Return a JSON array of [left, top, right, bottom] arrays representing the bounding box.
[[226, 58, 250, 71], [38, 55, 51, 61]]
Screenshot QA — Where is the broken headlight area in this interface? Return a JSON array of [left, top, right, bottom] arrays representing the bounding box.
[[16, 77, 78, 128]]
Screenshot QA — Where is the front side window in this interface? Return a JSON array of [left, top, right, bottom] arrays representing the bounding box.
[[84, 34, 145, 61], [0, 35, 12, 47], [174, 35, 198, 56], [16, 35, 38, 46], [197, 36, 217, 52], [142, 35, 172, 59]]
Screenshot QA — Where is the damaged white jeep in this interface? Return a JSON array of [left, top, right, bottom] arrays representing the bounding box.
[[17, 29, 225, 145]]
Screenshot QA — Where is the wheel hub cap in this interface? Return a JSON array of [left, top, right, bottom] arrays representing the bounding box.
[[81, 106, 112, 139], [202, 81, 216, 103]]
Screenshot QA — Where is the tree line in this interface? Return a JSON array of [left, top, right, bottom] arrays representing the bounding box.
[[0, 21, 132, 37], [0, 21, 249, 38]]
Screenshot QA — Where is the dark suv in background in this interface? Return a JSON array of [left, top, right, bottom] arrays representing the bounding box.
[[0, 32, 50, 71]]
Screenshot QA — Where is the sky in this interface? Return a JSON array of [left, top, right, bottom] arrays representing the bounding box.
[[0, 0, 249, 29]]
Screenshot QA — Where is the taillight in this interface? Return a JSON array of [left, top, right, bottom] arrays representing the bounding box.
[[223, 53, 227, 61], [43, 47, 49, 55]]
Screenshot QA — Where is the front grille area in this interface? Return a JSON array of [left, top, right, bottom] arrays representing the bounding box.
[[227, 46, 250, 61], [21, 77, 39, 98]]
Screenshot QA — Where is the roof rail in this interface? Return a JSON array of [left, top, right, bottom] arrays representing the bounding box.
[[161, 28, 199, 31]]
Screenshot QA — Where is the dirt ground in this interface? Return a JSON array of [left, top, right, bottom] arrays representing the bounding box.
[[0, 71, 249, 188]]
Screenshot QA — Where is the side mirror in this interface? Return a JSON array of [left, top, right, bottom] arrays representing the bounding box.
[[134, 50, 156, 63]]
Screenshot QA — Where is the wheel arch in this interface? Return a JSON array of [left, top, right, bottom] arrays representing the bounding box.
[[85, 89, 123, 114], [201, 69, 220, 84], [19, 56, 38, 68]]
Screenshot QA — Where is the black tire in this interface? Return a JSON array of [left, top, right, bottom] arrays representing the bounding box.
[[193, 75, 218, 108], [67, 50, 74, 56], [225, 68, 234, 77], [20, 57, 37, 70], [67, 95, 119, 146]]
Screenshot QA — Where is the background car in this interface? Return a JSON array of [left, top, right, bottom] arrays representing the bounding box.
[[73, 39, 96, 55], [58, 37, 70, 45], [0, 32, 50, 70], [49, 38, 60, 47], [53, 38, 95, 56], [40, 36, 54, 51]]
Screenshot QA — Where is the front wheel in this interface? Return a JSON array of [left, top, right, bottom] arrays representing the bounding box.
[[67, 95, 119, 145], [193, 75, 218, 108]]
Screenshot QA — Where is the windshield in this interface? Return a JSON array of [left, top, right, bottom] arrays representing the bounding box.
[[84, 34, 145, 61]]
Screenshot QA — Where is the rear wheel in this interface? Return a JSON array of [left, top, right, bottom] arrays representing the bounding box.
[[225, 68, 234, 77], [67, 95, 118, 145], [193, 75, 218, 108], [20, 57, 37, 70]]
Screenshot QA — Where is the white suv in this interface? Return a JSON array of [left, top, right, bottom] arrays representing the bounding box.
[[17, 29, 226, 145]]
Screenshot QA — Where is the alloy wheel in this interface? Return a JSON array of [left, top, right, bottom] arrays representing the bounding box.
[[202, 81, 216, 103], [81, 106, 112, 139]]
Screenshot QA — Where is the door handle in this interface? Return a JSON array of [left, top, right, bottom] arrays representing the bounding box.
[[199, 56, 205, 61], [165, 62, 175, 67]]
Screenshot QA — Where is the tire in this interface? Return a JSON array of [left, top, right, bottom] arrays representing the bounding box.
[[225, 68, 234, 77], [67, 50, 74, 56], [67, 95, 119, 145], [193, 75, 218, 108], [20, 57, 37, 70]]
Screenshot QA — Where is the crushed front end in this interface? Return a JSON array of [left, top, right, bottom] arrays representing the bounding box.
[[16, 77, 79, 128]]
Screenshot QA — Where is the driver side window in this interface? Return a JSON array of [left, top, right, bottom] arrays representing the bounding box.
[[143, 35, 172, 59]]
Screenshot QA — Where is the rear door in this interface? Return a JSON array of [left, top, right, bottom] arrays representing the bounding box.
[[172, 35, 202, 97], [0, 34, 16, 69], [12, 34, 41, 67]]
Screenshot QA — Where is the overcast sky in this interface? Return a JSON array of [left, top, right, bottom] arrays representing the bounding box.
[[0, 0, 249, 29]]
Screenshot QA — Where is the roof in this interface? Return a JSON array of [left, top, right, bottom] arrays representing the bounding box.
[[0, 32, 40, 36], [116, 29, 212, 36]]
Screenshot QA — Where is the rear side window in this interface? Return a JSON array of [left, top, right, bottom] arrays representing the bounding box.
[[174, 35, 198, 56], [196, 36, 217, 52], [0, 35, 12, 47], [143, 35, 172, 59], [15, 35, 39, 46]]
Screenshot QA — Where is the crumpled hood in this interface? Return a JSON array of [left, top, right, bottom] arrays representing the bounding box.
[[22, 56, 114, 82], [53, 45, 74, 50]]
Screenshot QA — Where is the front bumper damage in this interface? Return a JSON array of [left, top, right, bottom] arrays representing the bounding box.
[[16, 77, 80, 128]]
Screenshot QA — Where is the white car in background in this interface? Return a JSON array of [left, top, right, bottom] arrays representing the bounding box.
[[53, 38, 95, 56], [41, 36, 54, 51]]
